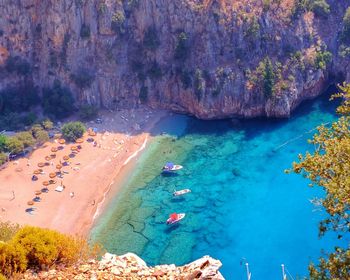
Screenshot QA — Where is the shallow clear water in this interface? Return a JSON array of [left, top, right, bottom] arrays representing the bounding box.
[[90, 91, 348, 279]]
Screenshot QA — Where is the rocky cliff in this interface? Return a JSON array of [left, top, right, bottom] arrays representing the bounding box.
[[0, 0, 349, 119], [22, 252, 224, 279]]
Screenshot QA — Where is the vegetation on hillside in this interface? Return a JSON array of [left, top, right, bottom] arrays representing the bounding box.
[[290, 83, 350, 279], [0, 223, 102, 278], [61, 121, 86, 142]]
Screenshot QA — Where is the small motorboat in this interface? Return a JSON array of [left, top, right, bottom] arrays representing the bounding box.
[[162, 162, 183, 173], [173, 189, 191, 197], [166, 213, 186, 225]]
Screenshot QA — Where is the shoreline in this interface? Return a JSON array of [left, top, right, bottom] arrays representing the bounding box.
[[0, 108, 167, 237]]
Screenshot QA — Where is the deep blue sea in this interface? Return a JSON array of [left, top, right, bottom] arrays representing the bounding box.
[[90, 90, 348, 279]]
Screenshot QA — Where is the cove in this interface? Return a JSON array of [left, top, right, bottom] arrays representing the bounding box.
[[90, 89, 348, 279]]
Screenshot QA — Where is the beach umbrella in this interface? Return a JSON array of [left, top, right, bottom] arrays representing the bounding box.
[[42, 181, 49, 186], [49, 179, 56, 185], [57, 146, 64, 151], [37, 162, 45, 168], [56, 164, 62, 170], [58, 139, 66, 144], [27, 201, 34, 206], [35, 190, 42, 196], [69, 153, 75, 158], [70, 146, 78, 151], [50, 154, 56, 159], [45, 156, 51, 161], [32, 175, 38, 181], [33, 170, 41, 175], [44, 162, 50, 166], [33, 196, 41, 202], [51, 147, 58, 152], [63, 155, 69, 161], [76, 138, 84, 144], [90, 132, 97, 137], [49, 172, 56, 178], [77, 145, 82, 150], [41, 187, 49, 193]]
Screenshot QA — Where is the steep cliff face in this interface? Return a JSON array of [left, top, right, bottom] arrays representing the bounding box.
[[0, 0, 349, 119]]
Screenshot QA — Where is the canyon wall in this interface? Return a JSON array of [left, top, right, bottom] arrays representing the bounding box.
[[0, 0, 349, 119]]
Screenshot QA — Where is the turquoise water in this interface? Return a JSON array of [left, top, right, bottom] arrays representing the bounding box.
[[90, 91, 348, 279]]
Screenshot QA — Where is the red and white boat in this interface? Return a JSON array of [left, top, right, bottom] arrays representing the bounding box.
[[166, 213, 186, 225]]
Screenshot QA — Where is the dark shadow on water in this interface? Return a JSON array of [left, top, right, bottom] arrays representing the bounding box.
[[161, 172, 179, 178], [164, 223, 180, 233], [171, 197, 186, 203]]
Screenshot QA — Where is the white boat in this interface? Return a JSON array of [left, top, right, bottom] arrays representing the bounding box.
[[166, 213, 186, 225], [173, 189, 191, 196], [162, 162, 183, 172]]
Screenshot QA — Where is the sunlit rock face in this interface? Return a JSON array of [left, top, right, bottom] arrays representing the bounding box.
[[0, 0, 349, 119], [22, 252, 224, 279]]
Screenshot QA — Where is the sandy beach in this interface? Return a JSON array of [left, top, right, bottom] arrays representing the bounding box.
[[0, 108, 166, 236]]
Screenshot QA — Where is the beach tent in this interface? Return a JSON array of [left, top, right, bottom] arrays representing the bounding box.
[[55, 186, 64, 192]]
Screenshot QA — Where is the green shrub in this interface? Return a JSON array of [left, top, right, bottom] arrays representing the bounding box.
[[0, 242, 27, 276], [0, 152, 7, 165], [111, 11, 126, 34], [311, 0, 330, 18], [244, 16, 260, 39], [61, 122, 86, 142], [0, 226, 103, 277], [15, 132, 35, 148], [35, 130, 49, 145], [80, 23, 91, 39], [174, 32, 189, 61], [0, 222, 20, 242], [143, 26, 160, 51], [42, 119, 53, 130], [6, 137, 24, 155], [139, 86, 148, 103], [262, 58, 275, 98], [42, 80, 75, 119], [70, 68, 95, 89], [314, 50, 332, 70], [79, 105, 98, 121], [0, 135, 8, 152]]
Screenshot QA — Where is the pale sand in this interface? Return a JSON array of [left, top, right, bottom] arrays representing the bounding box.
[[0, 108, 166, 236]]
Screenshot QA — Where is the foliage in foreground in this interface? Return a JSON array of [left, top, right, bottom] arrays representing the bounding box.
[[0, 225, 102, 277], [291, 83, 350, 279], [61, 121, 86, 142]]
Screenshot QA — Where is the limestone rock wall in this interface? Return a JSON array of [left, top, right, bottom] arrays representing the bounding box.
[[0, 0, 349, 119], [22, 252, 224, 279]]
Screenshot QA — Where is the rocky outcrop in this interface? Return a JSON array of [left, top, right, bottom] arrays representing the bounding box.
[[22, 252, 224, 279], [0, 0, 349, 119]]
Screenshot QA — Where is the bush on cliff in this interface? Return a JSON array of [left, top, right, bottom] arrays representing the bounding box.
[[0, 225, 103, 278], [62, 121, 86, 142]]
